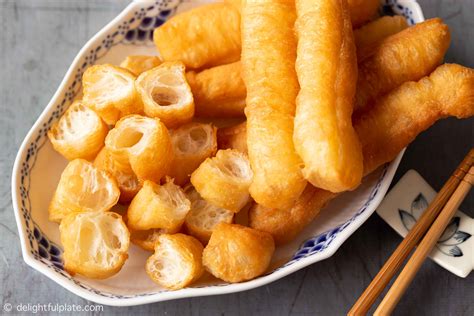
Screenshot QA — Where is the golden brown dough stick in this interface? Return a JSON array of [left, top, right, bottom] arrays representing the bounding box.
[[225, 0, 241, 9], [226, 0, 378, 28], [294, 0, 363, 193], [355, 18, 451, 113], [217, 122, 247, 154], [183, 14, 406, 120], [354, 16, 408, 59], [186, 62, 246, 117], [348, 0, 379, 28], [177, 15, 406, 120], [241, 0, 307, 210], [153, 3, 241, 69], [249, 186, 338, 245], [358, 63, 474, 174], [250, 63, 474, 245]]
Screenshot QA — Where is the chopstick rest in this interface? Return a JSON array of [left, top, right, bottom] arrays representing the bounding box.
[[349, 149, 473, 315], [377, 169, 473, 278], [375, 166, 473, 314]]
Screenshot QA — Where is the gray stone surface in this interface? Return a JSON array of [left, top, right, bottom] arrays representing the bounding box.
[[0, 0, 472, 315]]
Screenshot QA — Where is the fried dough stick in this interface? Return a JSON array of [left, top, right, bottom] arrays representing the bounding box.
[[358, 64, 474, 174], [355, 18, 451, 114], [153, 3, 241, 69], [294, 0, 363, 193], [190, 16, 408, 119], [250, 64, 474, 245], [241, 0, 307, 210], [226, 0, 378, 28], [186, 62, 246, 117], [348, 0, 379, 28], [354, 16, 408, 60]]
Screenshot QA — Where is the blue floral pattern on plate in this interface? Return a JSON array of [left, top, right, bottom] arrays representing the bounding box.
[[399, 193, 472, 257]]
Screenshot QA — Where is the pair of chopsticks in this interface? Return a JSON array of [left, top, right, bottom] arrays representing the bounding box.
[[349, 149, 474, 315]]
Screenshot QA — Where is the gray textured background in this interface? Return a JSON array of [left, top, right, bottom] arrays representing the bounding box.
[[0, 1, 473, 315]]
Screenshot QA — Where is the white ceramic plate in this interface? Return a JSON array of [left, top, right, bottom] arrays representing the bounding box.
[[11, 0, 424, 306]]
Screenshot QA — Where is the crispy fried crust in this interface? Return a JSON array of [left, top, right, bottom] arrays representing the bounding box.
[[217, 122, 247, 154], [60, 212, 129, 279], [94, 148, 141, 203], [184, 186, 234, 244], [354, 16, 408, 60], [187, 61, 246, 117], [347, 0, 379, 28], [146, 234, 204, 290], [358, 63, 474, 174], [249, 186, 338, 245], [250, 63, 474, 245], [105, 115, 174, 183], [169, 122, 217, 186], [49, 159, 120, 223], [190, 149, 252, 213], [129, 227, 180, 252], [127, 180, 190, 231], [355, 18, 451, 113], [202, 223, 275, 283], [120, 55, 161, 76], [294, 0, 363, 193], [175, 16, 409, 122], [224, 0, 378, 28], [153, 3, 241, 69], [241, 0, 307, 210], [82, 64, 140, 125], [136, 62, 194, 128], [48, 101, 108, 161]]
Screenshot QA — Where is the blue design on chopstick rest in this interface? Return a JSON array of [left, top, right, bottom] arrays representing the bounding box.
[[399, 193, 471, 257], [16, 0, 416, 300]]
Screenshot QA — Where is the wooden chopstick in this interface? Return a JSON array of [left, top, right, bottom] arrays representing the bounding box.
[[374, 165, 474, 315], [348, 149, 474, 315]]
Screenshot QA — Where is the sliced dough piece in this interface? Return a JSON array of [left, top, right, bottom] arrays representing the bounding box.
[[94, 147, 141, 203], [169, 122, 217, 185], [105, 115, 174, 183], [48, 101, 108, 160], [184, 186, 234, 244], [49, 159, 120, 223], [202, 223, 274, 283], [146, 234, 204, 290], [60, 211, 130, 279], [82, 64, 140, 125], [190, 149, 252, 213], [136, 61, 194, 128], [127, 180, 191, 231], [129, 227, 179, 252]]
